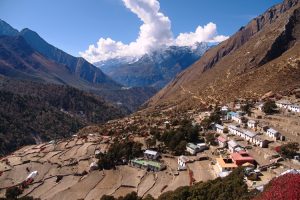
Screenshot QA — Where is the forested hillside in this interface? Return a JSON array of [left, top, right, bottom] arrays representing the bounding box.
[[0, 77, 125, 156]]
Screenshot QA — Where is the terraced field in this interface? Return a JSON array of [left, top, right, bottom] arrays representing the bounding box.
[[0, 135, 215, 199]]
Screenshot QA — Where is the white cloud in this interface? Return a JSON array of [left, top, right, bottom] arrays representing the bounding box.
[[175, 22, 229, 46], [80, 0, 173, 63], [80, 0, 228, 63]]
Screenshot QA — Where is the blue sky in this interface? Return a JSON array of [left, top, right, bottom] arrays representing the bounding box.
[[0, 0, 282, 59]]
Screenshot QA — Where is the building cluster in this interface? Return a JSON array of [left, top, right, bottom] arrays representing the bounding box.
[[228, 125, 268, 147], [215, 119, 282, 151], [276, 100, 300, 113], [215, 105, 284, 148], [114, 98, 298, 179]]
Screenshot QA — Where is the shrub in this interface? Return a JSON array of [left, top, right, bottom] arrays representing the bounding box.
[[241, 102, 253, 116], [205, 133, 218, 146], [279, 142, 299, 159], [100, 195, 115, 200], [97, 140, 143, 170], [223, 127, 229, 133], [143, 194, 155, 200], [157, 168, 254, 200], [5, 187, 22, 199], [262, 100, 277, 114], [160, 119, 199, 155], [100, 192, 140, 200], [200, 109, 222, 130], [145, 137, 156, 149]]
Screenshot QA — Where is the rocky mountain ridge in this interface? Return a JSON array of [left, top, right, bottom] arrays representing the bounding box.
[[0, 20, 18, 36], [147, 0, 300, 110], [19, 28, 119, 87]]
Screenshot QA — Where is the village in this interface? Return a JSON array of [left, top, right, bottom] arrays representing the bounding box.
[[0, 93, 300, 199]]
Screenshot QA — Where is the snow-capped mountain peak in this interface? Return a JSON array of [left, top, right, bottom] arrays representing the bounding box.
[[95, 42, 209, 89]]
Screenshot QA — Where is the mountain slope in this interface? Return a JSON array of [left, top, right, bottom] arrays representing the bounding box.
[[19, 28, 119, 87], [0, 35, 97, 87], [0, 19, 18, 36], [0, 21, 156, 112], [0, 19, 119, 88], [96, 43, 209, 89], [0, 90, 82, 156], [0, 35, 156, 112], [0, 76, 125, 156], [147, 0, 300, 109]]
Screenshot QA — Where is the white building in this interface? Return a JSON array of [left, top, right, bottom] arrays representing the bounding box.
[[276, 100, 300, 113], [26, 171, 38, 181], [243, 130, 257, 142], [144, 150, 160, 160], [178, 155, 189, 170], [226, 112, 237, 120], [247, 120, 258, 129], [216, 157, 238, 172], [228, 125, 244, 136], [197, 143, 209, 152], [186, 143, 199, 155], [232, 115, 243, 124], [252, 136, 268, 148], [164, 121, 171, 128], [266, 128, 280, 140], [276, 100, 291, 109], [228, 140, 239, 153], [228, 124, 267, 147], [288, 104, 300, 113], [221, 106, 229, 112], [258, 103, 264, 111], [215, 124, 224, 134], [217, 136, 227, 148]]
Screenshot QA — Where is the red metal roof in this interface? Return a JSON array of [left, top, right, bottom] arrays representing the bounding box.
[[217, 136, 227, 143], [231, 151, 255, 161]]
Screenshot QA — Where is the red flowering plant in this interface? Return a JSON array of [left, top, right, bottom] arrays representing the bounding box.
[[254, 174, 300, 200]]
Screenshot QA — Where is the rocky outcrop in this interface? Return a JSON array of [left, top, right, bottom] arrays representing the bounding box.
[[200, 0, 300, 72], [259, 7, 300, 66]]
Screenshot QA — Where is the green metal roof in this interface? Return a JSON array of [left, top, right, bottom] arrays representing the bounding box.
[[187, 143, 198, 150], [131, 159, 162, 168]]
